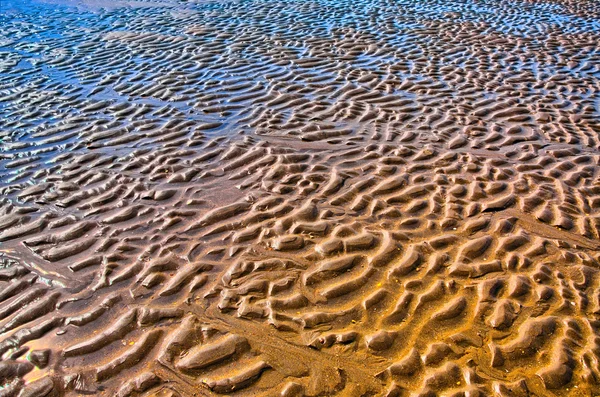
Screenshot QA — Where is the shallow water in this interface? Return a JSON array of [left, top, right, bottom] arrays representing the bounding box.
[[1, 0, 600, 396]]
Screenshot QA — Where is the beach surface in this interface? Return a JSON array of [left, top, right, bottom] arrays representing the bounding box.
[[1, 0, 600, 395]]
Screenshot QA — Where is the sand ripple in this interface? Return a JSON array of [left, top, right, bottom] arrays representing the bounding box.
[[1, 0, 600, 395]]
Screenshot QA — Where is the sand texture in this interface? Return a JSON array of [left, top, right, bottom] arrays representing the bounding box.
[[1, 0, 600, 395]]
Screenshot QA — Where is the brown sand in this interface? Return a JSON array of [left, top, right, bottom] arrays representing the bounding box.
[[1, 0, 600, 395]]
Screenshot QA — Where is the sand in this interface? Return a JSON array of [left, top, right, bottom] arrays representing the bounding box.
[[1, 0, 600, 395]]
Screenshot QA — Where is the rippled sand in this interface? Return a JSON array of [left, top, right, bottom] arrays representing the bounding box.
[[1, 0, 600, 396]]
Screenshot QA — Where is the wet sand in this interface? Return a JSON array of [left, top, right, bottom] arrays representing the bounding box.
[[1, 0, 600, 395]]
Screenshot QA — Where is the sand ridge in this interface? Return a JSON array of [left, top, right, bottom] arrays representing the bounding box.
[[1, 0, 600, 395]]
